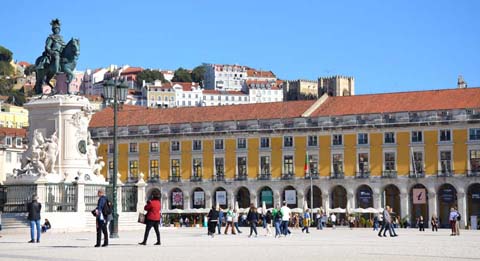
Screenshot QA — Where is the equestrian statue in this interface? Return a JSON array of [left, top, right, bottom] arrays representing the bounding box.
[[34, 19, 80, 95]]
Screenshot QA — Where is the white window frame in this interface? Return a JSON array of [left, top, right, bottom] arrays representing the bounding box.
[[357, 133, 369, 145], [383, 151, 397, 171], [439, 129, 452, 143], [384, 132, 396, 144]]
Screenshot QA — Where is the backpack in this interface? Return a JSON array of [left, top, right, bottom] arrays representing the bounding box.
[[457, 214, 461, 221], [102, 198, 113, 217]]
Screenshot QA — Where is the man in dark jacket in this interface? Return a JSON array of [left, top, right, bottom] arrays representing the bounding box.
[[27, 195, 42, 243], [94, 189, 108, 247], [207, 206, 219, 237]]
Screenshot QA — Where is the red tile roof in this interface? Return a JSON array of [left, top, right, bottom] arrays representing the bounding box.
[[0, 127, 27, 137], [311, 88, 480, 117], [18, 61, 31, 67], [90, 88, 480, 128], [90, 100, 315, 128], [172, 82, 200, 91], [121, 67, 143, 75], [247, 69, 276, 78]]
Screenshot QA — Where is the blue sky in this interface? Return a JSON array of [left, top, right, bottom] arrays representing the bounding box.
[[2, 0, 479, 94]]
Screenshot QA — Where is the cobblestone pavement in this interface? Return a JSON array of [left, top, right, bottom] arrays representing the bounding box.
[[0, 227, 479, 261]]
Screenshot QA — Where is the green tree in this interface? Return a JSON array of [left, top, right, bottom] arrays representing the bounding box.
[[171, 67, 192, 82], [136, 69, 166, 87], [0, 45, 14, 76], [0, 45, 13, 62], [191, 65, 205, 86]]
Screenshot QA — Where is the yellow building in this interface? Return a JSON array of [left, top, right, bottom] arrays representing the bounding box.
[[90, 87, 480, 228], [0, 103, 29, 128], [146, 80, 175, 108]]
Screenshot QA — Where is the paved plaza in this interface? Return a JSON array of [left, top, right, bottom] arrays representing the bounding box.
[[1, 227, 479, 261]]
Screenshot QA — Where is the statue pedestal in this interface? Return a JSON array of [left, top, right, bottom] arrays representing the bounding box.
[[21, 95, 95, 183]]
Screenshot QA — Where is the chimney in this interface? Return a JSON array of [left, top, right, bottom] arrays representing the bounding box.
[[457, 75, 467, 88]]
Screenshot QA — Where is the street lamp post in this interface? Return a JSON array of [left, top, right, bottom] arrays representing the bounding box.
[[103, 78, 128, 238]]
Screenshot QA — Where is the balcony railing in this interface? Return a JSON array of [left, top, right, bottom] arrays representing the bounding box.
[[330, 172, 344, 179], [258, 173, 271, 180], [235, 174, 248, 181], [148, 175, 160, 183], [437, 170, 454, 177], [409, 171, 425, 178], [467, 170, 480, 177], [281, 173, 294, 180], [212, 174, 225, 181], [382, 170, 397, 179], [169, 175, 181, 182], [305, 173, 319, 179], [190, 175, 202, 182], [355, 171, 370, 179]]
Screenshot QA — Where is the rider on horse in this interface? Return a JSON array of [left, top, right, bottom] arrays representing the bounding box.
[[38, 19, 65, 74]]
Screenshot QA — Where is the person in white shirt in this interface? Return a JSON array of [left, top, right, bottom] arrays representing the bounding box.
[[280, 201, 291, 236], [330, 213, 337, 229]]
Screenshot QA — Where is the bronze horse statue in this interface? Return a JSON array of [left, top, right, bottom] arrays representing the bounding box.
[[34, 38, 80, 95]]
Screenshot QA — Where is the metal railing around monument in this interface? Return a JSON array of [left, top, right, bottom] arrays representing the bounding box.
[[0, 184, 37, 213], [84, 184, 107, 212], [44, 184, 77, 212], [121, 185, 137, 212]]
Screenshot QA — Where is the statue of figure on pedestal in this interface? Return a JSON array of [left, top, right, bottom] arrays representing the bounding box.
[[34, 19, 80, 95]]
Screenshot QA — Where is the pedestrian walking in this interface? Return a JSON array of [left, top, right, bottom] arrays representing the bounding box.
[[330, 213, 337, 229], [280, 202, 291, 236], [418, 216, 425, 232], [348, 215, 355, 229], [233, 209, 242, 233], [431, 215, 439, 232], [138, 190, 161, 246], [316, 210, 323, 230], [224, 207, 236, 235], [93, 189, 110, 247], [373, 215, 379, 231], [302, 209, 311, 233], [207, 206, 219, 237], [273, 205, 282, 237], [217, 208, 224, 235], [378, 206, 395, 237], [247, 204, 259, 237], [27, 195, 42, 243], [455, 208, 461, 236], [264, 210, 273, 236]]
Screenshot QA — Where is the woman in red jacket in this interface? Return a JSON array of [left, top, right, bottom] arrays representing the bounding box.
[[139, 190, 161, 245]]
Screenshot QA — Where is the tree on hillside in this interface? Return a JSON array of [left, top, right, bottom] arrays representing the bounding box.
[[191, 65, 205, 86], [0, 45, 14, 76], [171, 67, 192, 82], [0, 45, 13, 62], [136, 69, 166, 87]]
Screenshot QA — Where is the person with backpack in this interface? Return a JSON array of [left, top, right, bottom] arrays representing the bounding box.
[[272, 205, 282, 237], [449, 207, 458, 236], [247, 204, 259, 237], [139, 190, 161, 245], [94, 189, 110, 247], [224, 207, 235, 235]]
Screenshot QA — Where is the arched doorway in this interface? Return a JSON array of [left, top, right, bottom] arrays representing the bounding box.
[[306, 185, 322, 208], [258, 186, 274, 209], [282, 186, 297, 208], [330, 185, 347, 209], [468, 183, 480, 229], [410, 184, 428, 227], [356, 185, 373, 208], [236, 187, 250, 209], [382, 184, 401, 217], [170, 188, 183, 210], [213, 187, 228, 209], [192, 187, 205, 209], [438, 183, 457, 228]]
